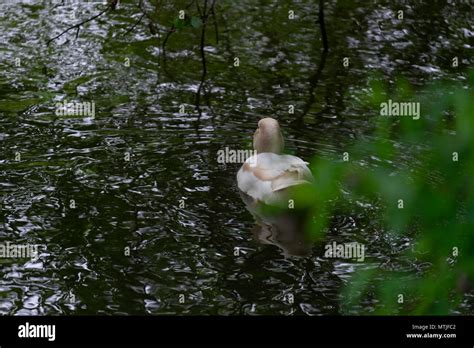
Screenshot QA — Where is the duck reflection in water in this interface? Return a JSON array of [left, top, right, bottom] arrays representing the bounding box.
[[237, 118, 316, 257]]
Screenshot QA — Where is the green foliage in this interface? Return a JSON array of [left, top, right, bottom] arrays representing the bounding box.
[[306, 70, 474, 314], [173, 16, 203, 31], [190, 16, 203, 29]]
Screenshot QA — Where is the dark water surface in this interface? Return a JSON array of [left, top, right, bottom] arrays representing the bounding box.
[[0, 0, 472, 315]]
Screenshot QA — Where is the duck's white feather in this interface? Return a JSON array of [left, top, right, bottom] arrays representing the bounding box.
[[237, 153, 313, 205]]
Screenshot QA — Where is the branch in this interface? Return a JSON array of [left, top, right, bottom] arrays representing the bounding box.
[[162, 0, 196, 58], [46, 0, 117, 46], [111, 0, 155, 39], [210, 0, 218, 44], [318, 0, 329, 52], [195, 0, 208, 114], [138, 0, 157, 24], [122, 13, 146, 37], [298, 49, 328, 121], [162, 27, 175, 56]]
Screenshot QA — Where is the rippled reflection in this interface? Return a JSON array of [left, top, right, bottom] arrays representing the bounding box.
[[0, 0, 472, 315]]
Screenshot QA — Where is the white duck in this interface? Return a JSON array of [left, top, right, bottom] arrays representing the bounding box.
[[237, 117, 315, 257], [237, 117, 314, 207]]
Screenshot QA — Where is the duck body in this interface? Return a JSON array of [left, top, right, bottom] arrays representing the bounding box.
[[237, 152, 313, 206]]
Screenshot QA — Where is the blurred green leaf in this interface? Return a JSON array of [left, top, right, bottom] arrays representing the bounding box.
[[190, 16, 203, 28]]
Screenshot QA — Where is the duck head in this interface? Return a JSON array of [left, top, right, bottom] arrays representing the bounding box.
[[253, 117, 284, 154]]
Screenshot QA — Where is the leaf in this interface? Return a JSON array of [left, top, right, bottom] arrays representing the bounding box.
[[173, 17, 186, 30], [190, 16, 203, 28], [37, 90, 55, 102]]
